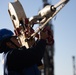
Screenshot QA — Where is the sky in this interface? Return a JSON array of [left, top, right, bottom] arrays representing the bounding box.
[[0, 0, 76, 75]]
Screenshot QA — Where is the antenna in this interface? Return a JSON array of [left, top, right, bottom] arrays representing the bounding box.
[[72, 56, 76, 75]]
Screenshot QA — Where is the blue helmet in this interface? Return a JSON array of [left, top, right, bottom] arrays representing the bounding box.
[[0, 28, 14, 41]]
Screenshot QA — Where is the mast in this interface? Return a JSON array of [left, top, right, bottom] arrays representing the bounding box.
[[41, 0, 55, 75], [72, 56, 76, 75]]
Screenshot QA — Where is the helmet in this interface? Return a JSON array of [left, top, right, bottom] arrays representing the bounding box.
[[0, 29, 14, 53], [0, 28, 14, 41]]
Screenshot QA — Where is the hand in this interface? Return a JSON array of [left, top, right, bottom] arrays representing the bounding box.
[[39, 27, 54, 45], [39, 30, 48, 40]]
